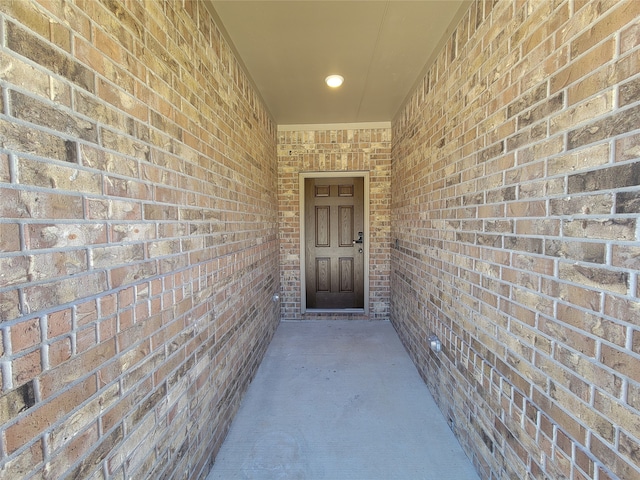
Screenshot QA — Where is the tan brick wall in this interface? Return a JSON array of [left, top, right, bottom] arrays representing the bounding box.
[[391, 1, 640, 479], [277, 127, 391, 320], [0, 1, 279, 478]]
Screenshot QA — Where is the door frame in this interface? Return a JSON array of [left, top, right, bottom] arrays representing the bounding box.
[[299, 171, 370, 314]]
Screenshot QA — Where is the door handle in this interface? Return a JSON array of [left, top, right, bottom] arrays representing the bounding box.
[[353, 232, 363, 244]]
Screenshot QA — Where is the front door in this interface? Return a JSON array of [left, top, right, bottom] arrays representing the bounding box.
[[304, 177, 364, 309]]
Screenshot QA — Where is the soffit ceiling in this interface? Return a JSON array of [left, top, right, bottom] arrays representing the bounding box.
[[205, 1, 469, 126]]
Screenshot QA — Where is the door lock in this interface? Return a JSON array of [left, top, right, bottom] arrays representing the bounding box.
[[353, 232, 363, 244]]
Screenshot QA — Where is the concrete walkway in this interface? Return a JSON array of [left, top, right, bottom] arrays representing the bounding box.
[[207, 320, 480, 480]]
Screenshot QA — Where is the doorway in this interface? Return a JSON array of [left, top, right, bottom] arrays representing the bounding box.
[[299, 172, 369, 314]]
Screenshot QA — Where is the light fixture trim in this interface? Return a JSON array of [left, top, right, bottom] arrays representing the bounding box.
[[325, 74, 344, 88]]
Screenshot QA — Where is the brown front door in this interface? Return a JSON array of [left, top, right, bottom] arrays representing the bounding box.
[[304, 177, 364, 309]]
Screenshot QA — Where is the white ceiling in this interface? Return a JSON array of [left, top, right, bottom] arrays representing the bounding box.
[[206, 1, 469, 126]]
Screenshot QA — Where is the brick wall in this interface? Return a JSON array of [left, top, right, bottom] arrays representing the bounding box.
[[391, 1, 640, 479], [0, 1, 279, 478], [277, 126, 391, 320]]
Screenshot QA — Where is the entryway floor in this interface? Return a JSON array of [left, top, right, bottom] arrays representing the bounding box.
[[206, 320, 480, 480]]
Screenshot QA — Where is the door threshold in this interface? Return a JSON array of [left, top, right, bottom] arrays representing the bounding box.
[[304, 308, 366, 314]]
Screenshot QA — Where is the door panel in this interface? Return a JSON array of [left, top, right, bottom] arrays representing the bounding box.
[[339, 257, 354, 292], [316, 258, 331, 292], [338, 206, 354, 247], [305, 177, 364, 309], [315, 206, 330, 247]]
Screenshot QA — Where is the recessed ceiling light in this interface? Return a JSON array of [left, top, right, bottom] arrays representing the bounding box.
[[325, 74, 344, 88]]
